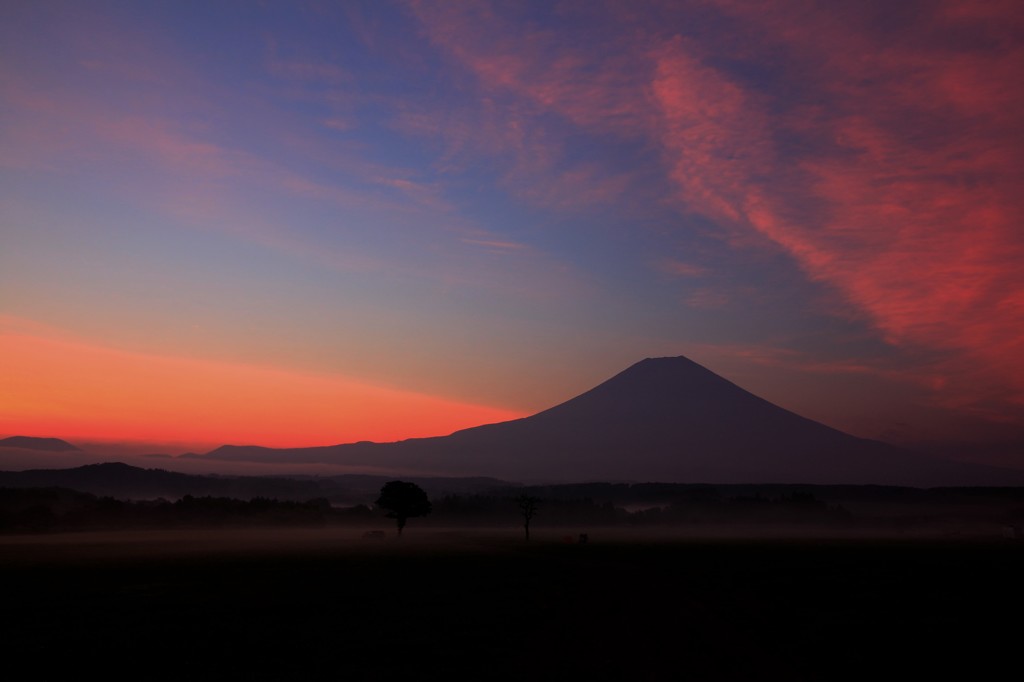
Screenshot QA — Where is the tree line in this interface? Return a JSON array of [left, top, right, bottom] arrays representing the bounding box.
[[1, 480, 860, 535]]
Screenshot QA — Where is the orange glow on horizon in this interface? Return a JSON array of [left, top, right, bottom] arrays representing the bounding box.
[[0, 329, 526, 448]]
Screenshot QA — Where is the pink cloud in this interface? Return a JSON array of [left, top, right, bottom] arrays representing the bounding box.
[[683, 289, 730, 309], [650, 38, 769, 226], [409, 0, 1024, 422], [461, 238, 529, 253], [389, 96, 567, 199], [684, 341, 947, 394], [403, 2, 654, 210], [510, 162, 633, 211], [660, 260, 708, 278], [640, 3, 1024, 421]]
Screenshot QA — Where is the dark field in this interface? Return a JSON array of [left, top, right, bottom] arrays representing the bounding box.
[[2, 528, 1021, 680]]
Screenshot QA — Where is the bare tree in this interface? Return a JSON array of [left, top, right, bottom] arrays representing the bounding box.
[[517, 494, 540, 541]]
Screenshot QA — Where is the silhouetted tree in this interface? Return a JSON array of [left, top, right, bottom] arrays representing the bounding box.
[[517, 494, 540, 541], [376, 481, 432, 535]]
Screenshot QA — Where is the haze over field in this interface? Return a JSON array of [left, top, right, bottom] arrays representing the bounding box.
[[2, 2, 1022, 471]]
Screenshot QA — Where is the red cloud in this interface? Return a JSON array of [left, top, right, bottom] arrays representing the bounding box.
[[714, 1, 1024, 417], [411, 0, 1024, 422], [650, 38, 768, 226]]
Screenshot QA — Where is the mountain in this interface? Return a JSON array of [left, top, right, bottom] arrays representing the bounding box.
[[0, 436, 82, 452], [202, 356, 1024, 486]]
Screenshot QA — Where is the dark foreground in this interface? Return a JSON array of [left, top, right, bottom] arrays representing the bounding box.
[[2, 528, 1020, 681]]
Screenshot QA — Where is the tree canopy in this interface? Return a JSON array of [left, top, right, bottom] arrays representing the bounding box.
[[376, 481, 432, 535]]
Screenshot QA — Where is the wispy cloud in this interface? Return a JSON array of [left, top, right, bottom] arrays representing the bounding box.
[[683, 289, 729, 309], [461, 238, 529, 254], [399, 2, 656, 212], [702, 1, 1024, 416], [406, 0, 1024, 422], [5, 1, 1022, 446], [659, 260, 708, 278]]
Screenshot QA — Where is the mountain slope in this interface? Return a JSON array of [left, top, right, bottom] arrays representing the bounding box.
[[204, 357, 1024, 486]]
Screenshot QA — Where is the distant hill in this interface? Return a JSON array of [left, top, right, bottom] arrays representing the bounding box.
[[202, 356, 1024, 486], [0, 436, 82, 452], [0, 462, 509, 503], [0, 462, 320, 500]]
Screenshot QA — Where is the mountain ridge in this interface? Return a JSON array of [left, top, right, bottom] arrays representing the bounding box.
[[201, 356, 1024, 486], [0, 462, 509, 502], [0, 436, 82, 452]]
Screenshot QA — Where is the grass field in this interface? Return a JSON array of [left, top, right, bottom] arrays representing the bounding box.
[[2, 527, 1020, 680]]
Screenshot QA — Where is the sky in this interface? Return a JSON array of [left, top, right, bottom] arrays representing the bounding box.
[[2, 1, 1022, 464]]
